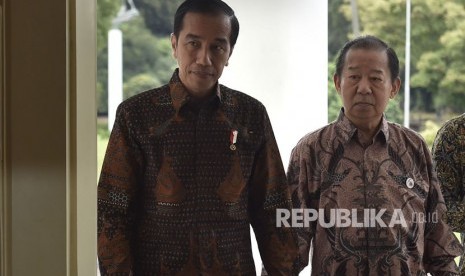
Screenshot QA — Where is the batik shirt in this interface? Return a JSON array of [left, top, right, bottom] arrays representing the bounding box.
[[432, 113, 465, 275], [287, 110, 462, 275], [97, 70, 298, 276]]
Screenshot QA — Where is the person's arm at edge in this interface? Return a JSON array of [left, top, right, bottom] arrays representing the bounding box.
[[248, 108, 300, 276], [432, 123, 465, 234], [97, 104, 143, 275], [422, 139, 463, 275], [286, 137, 316, 274]]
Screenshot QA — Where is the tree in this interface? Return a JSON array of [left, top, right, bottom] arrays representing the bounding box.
[[133, 0, 184, 36], [328, 63, 343, 122], [120, 17, 176, 84], [96, 1, 178, 115], [419, 120, 440, 149], [411, 1, 465, 113], [97, 0, 120, 115], [97, 0, 121, 54], [124, 73, 163, 100], [328, 0, 352, 61], [338, 0, 465, 116]]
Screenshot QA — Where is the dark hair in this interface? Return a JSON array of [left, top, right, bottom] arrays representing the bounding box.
[[173, 0, 240, 48], [335, 35, 400, 83]]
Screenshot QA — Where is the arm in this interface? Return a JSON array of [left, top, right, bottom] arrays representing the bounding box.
[[422, 141, 463, 275], [286, 139, 318, 273], [248, 110, 299, 276], [97, 105, 144, 275], [432, 123, 465, 233]]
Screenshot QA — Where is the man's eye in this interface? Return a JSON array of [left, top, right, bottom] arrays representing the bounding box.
[[213, 45, 225, 52], [187, 41, 199, 47]]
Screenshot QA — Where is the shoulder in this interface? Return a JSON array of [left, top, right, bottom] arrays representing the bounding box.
[[118, 85, 169, 112], [112, 85, 170, 131], [437, 114, 465, 137], [433, 114, 465, 153], [292, 123, 335, 156], [388, 122, 432, 155], [298, 123, 336, 145], [219, 84, 265, 111], [388, 121, 426, 144]]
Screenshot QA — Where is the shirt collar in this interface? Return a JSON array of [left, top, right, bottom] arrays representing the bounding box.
[[168, 69, 222, 113], [336, 108, 390, 144]]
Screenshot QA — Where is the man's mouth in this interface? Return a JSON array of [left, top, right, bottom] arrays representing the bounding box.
[[190, 70, 214, 77]]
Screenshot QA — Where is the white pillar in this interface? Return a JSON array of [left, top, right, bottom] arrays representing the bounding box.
[[404, 0, 411, 128], [108, 28, 123, 131], [221, 1, 328, 274]]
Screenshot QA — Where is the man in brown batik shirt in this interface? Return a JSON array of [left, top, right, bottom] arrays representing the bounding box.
[[288, 35, 462, 275], [97, 0, 298, 275]]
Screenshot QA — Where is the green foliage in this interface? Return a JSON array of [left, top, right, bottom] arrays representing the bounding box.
[[133, 0, 184, 36], [96, 10, 177, 114], [120, 17, 177, 83], [97, 118, 111, 139], [97, 0, 120, 54], [412, 1, 465, 112], [419, 120, 440, 149], [328, 0, 351, 61], [328, 63, 342, 122], [96, 0, 465, 126], [97, 118, 110, 176], [124, 73, 162, 100], [96, 80, 107, 115], [338, 0, 465, 115], [385, 95, 403, 124]]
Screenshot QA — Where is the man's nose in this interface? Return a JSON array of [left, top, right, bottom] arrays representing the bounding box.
[[196, 47, 212, 66], [357, 77, 372, 94]]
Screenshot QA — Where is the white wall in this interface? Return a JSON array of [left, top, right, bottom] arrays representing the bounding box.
[[222, 0, 328, 169], [221, 1, 328, 274]]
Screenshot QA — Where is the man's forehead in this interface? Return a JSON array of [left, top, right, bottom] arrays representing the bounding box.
[[179, 13, 231, 43], [183, 33, 229, 44], [345, 49, 389, 69]]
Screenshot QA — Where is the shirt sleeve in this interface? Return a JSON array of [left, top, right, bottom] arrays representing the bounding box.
[[432, 122, 465, 233], [248, 109, 299, 276], [286, 137, 318, 273], [422, 140, 463, 275], [97, 104, 144, 275]]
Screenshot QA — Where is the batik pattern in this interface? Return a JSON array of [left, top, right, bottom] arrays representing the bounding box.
[[288, 110, 462, 275], [433, 113, 465, 275], [97, 70, 298, 275]]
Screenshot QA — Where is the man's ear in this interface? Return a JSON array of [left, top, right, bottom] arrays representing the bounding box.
[[226, 47, 234, 66], [333, 74, 342, 95], [390, 77, 401, 99], [170, 33, 178, 59]]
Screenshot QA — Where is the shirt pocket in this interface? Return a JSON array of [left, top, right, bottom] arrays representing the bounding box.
[[217, 127, 262, 204]]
